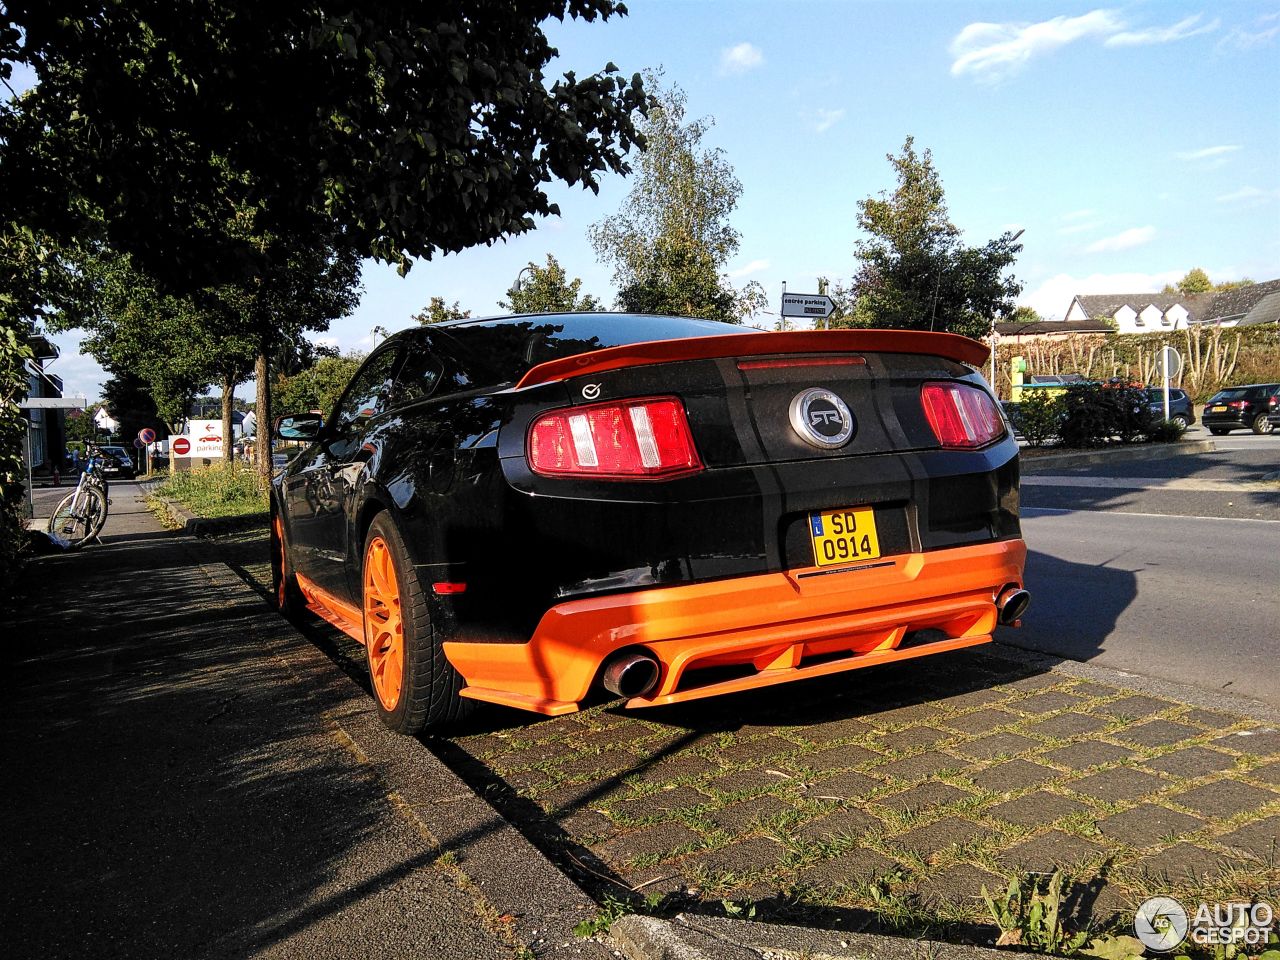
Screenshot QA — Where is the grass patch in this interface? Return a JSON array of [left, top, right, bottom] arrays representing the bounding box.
[[153, 465, 269, 519]]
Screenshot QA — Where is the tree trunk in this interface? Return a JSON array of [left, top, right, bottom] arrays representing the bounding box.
[[255, 349, 272, 488], [221, 375, 235, 471]]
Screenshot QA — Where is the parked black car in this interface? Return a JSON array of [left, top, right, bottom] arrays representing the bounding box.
[[97, 444, 136, 479], [271, 314, 1028, 735], [1201, 383, 1280, 435], [1144, 387, 1195, 429]]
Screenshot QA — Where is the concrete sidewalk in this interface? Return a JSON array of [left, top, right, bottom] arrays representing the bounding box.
[[0, 483, 518, 960]]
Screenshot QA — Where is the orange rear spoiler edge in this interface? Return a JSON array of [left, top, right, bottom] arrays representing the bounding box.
[[514, 329, 990, 390]]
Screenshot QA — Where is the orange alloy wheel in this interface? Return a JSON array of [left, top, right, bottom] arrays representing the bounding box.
[[363, 536, 404, 711], [273, 515, 287, 609]]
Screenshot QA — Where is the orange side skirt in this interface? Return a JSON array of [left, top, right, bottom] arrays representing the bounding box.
[[444, 539, 1026, 716], [296, 572, 365, 643]]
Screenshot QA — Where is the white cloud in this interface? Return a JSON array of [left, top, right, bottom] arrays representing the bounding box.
[[728, 258, 770, 279], [1105, 14, 1219, 46], [1085, 226, 1157, 253], [1020, 270, 1182, 319], [949, 9, 1125, 81], [1175, 144, 1241, 161], [810, 108, 845, 133], [719, 42, 763, 76], [950, 9, 1221, 81], [1215, 13, 1280, 51], [1216, 186, 1280, 203]]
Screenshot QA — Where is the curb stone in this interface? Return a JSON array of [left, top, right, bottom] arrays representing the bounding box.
[[143, 485, 269, 536], [1020, 439, 1216, 474], [611, 914, 1010, 960]]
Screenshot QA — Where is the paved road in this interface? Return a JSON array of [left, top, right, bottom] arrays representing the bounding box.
[[1008, 436, 1280, 707]]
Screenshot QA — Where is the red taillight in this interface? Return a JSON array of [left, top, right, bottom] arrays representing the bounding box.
[[920, 382, 1005, 449], [527, 397, 703, 480], [1229, 400, 1246, 408]]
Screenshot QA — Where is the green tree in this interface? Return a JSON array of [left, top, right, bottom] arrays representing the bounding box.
[[589, 74, 763, 323], [1008, 305, 1043, 325], [2, 1, 644, 498], [500, 255, 603, 313], [1177, 268, 1213, 295], [838, 137, 1022, 339], [273, 353, 365, 419], [412, 297, 472, 326], [2, 1, 647, 282], [46, 252, 218, 433]]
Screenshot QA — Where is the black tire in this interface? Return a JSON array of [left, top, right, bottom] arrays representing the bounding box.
[[48, 486, 107, 549], [1252, 413, 1274, 435], [1209, 427, 1229, 436], [270, 506, 307, 622], [1171, 414, 1189, 430], [361, 512, 472, 735]]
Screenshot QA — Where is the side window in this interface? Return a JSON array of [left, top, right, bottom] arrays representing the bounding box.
[[332, 349, 401, 431], [394, 349, 445, 405]]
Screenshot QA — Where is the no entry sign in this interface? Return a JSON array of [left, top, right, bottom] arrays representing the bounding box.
[[172, 437, 191, 456]]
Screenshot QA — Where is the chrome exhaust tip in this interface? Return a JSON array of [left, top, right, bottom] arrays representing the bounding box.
[[602, 653, 661, 699], [997, 587, 1031, 625]]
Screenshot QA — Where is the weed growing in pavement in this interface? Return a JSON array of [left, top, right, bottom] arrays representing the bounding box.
[[572, 892, 635, 937], [981, 869, 1089, 952]]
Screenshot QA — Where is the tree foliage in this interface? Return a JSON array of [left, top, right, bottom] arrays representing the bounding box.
[[500, 255, 603, 313], [2, 1, 648, 283], [412, 297, 471, 326], [44, 252, 222, 429], [837, 137, 1022, 340], [589, 73, 763, 323], [1162, 269, 1254, 296], [273, 353, 365, 419]]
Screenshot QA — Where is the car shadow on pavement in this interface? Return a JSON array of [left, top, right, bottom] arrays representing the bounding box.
[[1007, 548, 1139, 665]]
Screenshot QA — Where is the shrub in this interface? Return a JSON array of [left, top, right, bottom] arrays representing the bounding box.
[[1144, 418, 1186, 443], [1057, 383, 1153, 447], [1014, 391, 1063, 447]]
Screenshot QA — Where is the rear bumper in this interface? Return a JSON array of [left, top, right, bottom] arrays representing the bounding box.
[[443, 538, 1027, 715]]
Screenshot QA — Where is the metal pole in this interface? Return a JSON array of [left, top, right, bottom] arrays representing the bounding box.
[[1163, 348, 1171, 422], [24, 421, 34, 524]]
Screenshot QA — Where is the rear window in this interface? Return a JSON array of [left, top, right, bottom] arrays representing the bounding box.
[[1209, 388, 1250, 401], [427, 314, 748, 390]]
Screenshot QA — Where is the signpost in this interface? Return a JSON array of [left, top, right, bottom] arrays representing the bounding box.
[[781, 293, 837, 326], [172, 437, 191, 456], [137, 428, 157, 475], [1154, 345, 1183, 422]]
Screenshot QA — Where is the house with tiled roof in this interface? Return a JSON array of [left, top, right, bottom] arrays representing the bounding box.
[[1062, 278, 1280, 334]]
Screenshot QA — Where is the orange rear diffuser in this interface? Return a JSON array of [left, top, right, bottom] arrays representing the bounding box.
[[444, 539, 1026, 715]]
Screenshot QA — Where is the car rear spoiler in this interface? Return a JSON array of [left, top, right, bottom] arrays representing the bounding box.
[[514, 329, 990, 389]]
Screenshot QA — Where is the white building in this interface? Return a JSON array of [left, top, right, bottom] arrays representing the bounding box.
[[1062, 278, 1280, 335]]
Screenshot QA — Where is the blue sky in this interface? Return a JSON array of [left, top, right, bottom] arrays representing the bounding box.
[[35, 1, 1280, 402]]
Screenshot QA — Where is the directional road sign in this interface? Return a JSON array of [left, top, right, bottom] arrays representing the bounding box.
[[781, 293, 837, 320]]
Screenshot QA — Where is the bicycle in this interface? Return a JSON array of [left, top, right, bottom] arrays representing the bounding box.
[[47, 448, 111, 549]]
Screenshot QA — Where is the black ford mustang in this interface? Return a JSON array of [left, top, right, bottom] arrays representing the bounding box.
[[271, 313, 1027, 734]]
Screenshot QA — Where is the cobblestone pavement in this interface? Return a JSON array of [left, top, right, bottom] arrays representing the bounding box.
[[211, 524, 1280, 937]]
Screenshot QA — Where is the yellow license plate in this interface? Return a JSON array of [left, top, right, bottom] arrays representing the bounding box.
[[809, 506, 881, 567], [1211, 405, 1227, 412]]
